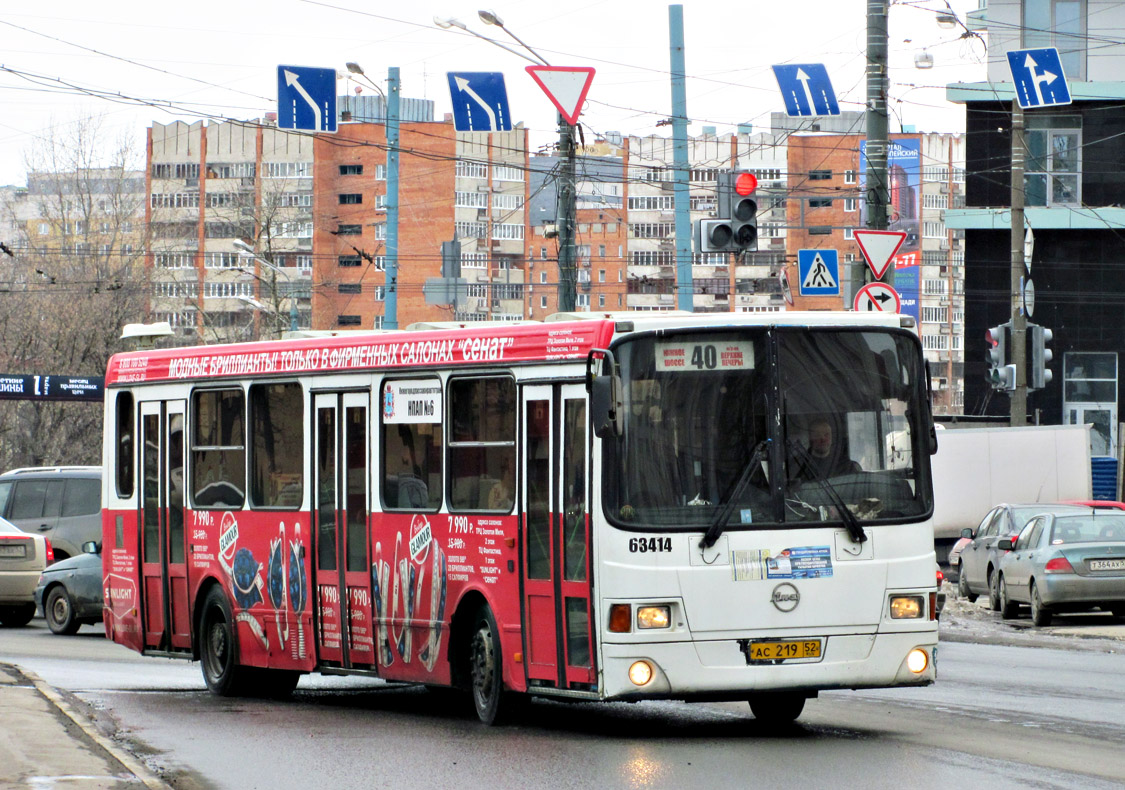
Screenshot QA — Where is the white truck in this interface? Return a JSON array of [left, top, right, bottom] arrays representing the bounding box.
[[930, 424, 1093, 560]]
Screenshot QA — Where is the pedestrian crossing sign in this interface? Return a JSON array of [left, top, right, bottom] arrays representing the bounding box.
[[797, 249, 840, 296]]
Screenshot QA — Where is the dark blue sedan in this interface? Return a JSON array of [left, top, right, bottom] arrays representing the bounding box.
[[34, 540, 103, 635]]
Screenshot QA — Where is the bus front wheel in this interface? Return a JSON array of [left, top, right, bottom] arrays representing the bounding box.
[[200, 586, 251, 696], [749, 692, 806, 724]]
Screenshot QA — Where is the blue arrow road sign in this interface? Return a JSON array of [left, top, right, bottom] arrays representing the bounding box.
[[771, 64, 840, 117], [798, 249, 840, 296], [1007, 48, 1072, 109], [447, 72, 512, 132], [277, 65, 338, 133]]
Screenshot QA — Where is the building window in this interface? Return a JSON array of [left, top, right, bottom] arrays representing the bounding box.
[[1025, 121, 1081, 207], [492, 223, 524, 241], [844, 197, 857, 212], [338, 283, 361, 294], [339, 193, 363, 204], [923, 221, 945, 238], [492, 165, 523, 182], [338, 256, 362, 267], [456, 160, 488, 179], [263, 162, 311, 179], [541, 296, 547, 309], [808, 226, 832, 235], [339, 164, 363, 175], [374, 224, 387, 240], [1024, 0, 1086, 79], [337, 315, 361, 326], [337, 224, 362, 235], [456, 191, 487, 208], [374, 164, 386, 180], [843, 228, 854, 240], [627, 195, 675, 211], [493, 193, 522, 210], [808, 170, 832, 181], [844, 169, 856, 184], [808, 198, 832, 208]]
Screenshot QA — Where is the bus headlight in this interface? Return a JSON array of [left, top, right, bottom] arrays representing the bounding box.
[[636, 605, 671, 629], [889, 595, 924, 619], [628, 660, 654, 686]]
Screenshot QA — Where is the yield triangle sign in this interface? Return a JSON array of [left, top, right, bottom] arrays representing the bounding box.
[[525, 66, 596, 125], [853, 230, 906, 280]]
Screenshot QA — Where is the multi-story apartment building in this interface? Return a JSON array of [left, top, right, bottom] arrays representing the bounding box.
[[949, 0, 1125, 452], [148, 120, 315, 340]]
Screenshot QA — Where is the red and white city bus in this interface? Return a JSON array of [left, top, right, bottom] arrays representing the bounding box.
[[101, 311, 939, 724]]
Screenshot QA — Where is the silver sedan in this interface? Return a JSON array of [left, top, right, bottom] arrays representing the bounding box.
[[997, 512, 1125, 626], [0, 518, 53, 627]]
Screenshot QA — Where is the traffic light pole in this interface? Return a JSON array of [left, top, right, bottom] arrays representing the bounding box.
[[1009, 100, 1028, 425]]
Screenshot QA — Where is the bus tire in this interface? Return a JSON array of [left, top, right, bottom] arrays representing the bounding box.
[[469, 604, 511, 725], [200, 586, 251, 696], [749, 692, 806, 723]]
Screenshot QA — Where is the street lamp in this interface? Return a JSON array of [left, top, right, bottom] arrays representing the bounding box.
[[232, 240, 299, 334], [433, 13, 578, 313], [345, 62, 387, 103]]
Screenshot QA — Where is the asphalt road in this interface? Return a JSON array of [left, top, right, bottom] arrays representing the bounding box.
[[3, 614, 1124, 790]]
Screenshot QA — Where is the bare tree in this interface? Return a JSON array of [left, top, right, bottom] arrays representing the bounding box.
[[0, 117, 150, 469]]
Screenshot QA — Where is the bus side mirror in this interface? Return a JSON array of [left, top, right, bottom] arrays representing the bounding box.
[[587, 349, 623, 438]]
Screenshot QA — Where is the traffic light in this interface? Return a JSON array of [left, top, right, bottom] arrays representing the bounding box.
[[730, 171, 758, 252], [695, 171, 758, 254], [986, 322, 1015, 391], [1028, 323, 1054, 390]]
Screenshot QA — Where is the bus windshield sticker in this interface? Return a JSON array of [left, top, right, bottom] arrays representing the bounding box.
[[731, 546, 833, 581], [383, 380, 442, 424], [655, 341, 754, 372]]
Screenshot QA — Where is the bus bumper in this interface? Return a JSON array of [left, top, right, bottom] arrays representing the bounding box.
[[600, 630, 937, 701]]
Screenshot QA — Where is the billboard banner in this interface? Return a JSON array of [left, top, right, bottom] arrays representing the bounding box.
[[860, 137, 921, 322]]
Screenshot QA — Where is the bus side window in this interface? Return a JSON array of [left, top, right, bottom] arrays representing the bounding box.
[[191, 389, 246, 509], [448, 377, 515, 512], [381, 379, 443, 511], [116, 392, 134, 499]]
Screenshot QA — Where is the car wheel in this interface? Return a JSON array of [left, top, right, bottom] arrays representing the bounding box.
[[469, 604, 517, 725], [45, 586, 80, 636], [1030, 582, 1052, 627], [957, 562, 977, 603], [999, 575, 1019, 620], [749, 692, 806, 724], [0, 603, 36, 627], [987, 569, 1001, 611], [200, 586, 253, 696]]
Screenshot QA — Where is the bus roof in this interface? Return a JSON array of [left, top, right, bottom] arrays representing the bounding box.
[[106, 311, 912, 386]]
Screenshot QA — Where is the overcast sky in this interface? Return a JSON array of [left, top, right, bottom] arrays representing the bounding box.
[[0, 0, 987, 185]]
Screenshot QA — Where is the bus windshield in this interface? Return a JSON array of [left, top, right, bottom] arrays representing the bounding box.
[[604, 327, 932, 530]]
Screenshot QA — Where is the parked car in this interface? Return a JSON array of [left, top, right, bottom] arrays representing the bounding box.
[[0, 517, 53, 626], [996, 512, 1125, 626], [956, 503, 1088, 609], [34, 540, 103, 635], [0, 467, 101, 561]]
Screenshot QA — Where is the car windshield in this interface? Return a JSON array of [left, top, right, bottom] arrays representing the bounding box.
[[602, 327, 932, 530], [1050, 515, 1125, 544]]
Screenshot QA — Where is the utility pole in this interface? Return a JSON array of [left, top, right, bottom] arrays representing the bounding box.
[[1009, 100, 1028, 425], [556, 118, 578, 312], [865, 0, 892, 284], [669, 4, 692, 312], [384, 67, 401, 329]]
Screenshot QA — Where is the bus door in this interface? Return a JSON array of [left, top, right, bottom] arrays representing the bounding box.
[[521, 384, 594, 689], [139, 400, 191, 652], [312, 392, 375, 668]]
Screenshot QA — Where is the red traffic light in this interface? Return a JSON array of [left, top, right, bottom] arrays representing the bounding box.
[[985, 328, 998, 347], [734, 172, 757, 196]]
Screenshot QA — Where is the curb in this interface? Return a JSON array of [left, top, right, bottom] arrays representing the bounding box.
[[19, 665, 172, 790]]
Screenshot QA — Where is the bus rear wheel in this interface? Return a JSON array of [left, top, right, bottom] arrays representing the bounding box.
[[749, 692, 806, 724], [200, 586, 252, 696], [469, 604, 514, 725]]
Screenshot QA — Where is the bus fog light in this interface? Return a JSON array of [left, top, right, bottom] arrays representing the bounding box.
[[636, 605, 670, 629], [890, 596, 924, 619], [906, 648, 928, 674], [628, 660, 654, 686]]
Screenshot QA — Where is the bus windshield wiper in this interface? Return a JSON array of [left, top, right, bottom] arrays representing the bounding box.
[[700, 440, 769, 550], [786, 439, 867, 544]]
